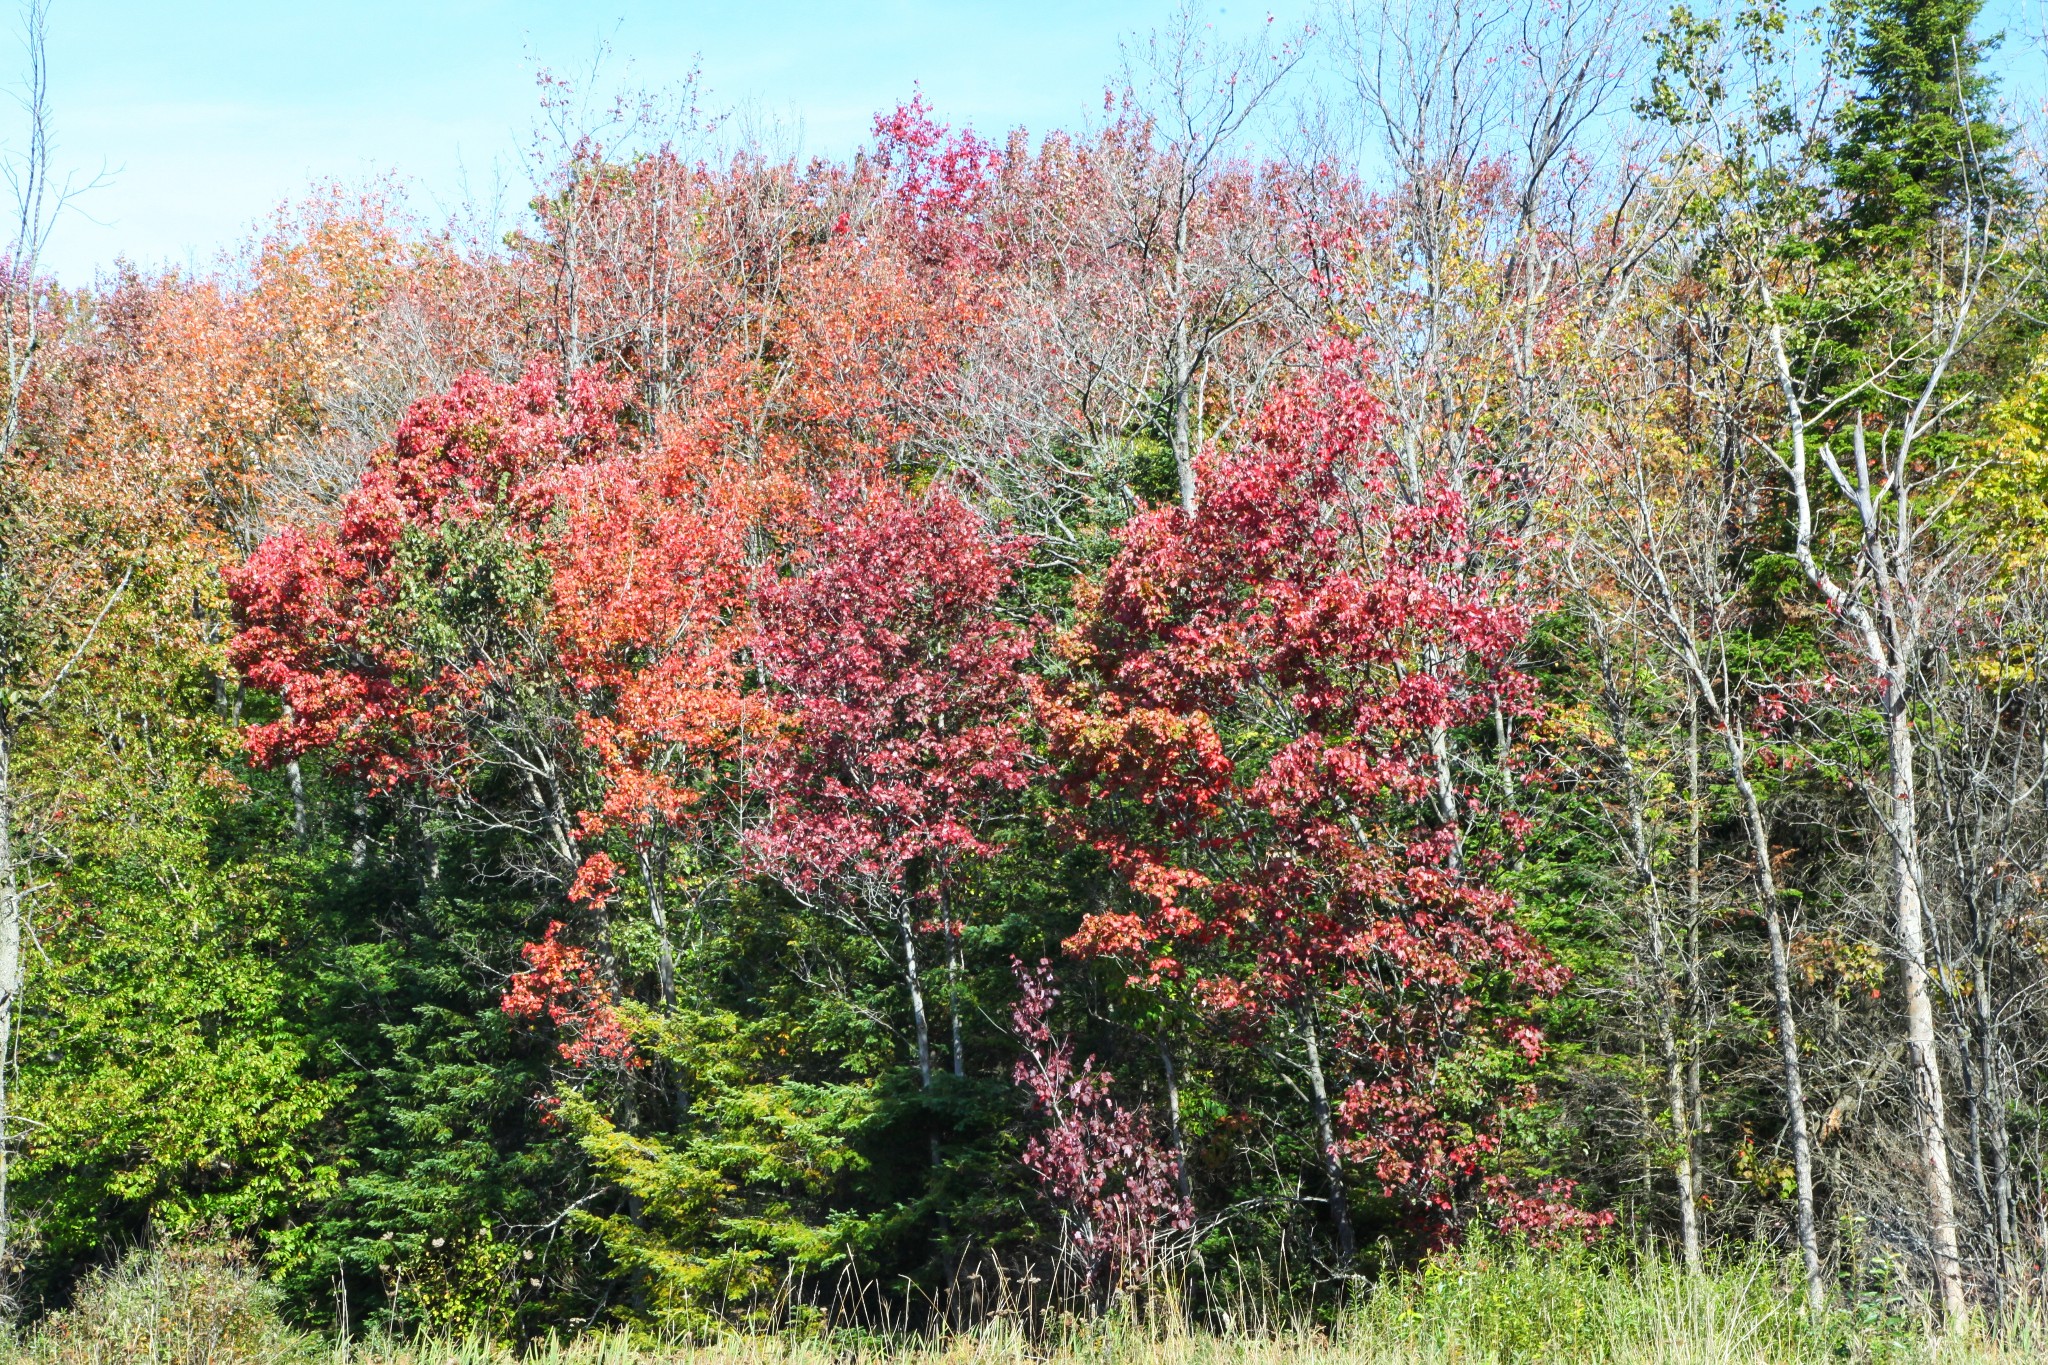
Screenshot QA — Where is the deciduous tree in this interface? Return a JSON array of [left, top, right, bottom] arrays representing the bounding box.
[[1039, 349, 1568, 1259], [749, 479, 1035, 1099]]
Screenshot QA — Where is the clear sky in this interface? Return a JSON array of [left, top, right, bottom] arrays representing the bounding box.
[[34, 0, 2048, 283], [41, 0, 1318, 283]]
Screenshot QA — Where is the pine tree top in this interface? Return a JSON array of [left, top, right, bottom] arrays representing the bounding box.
[[1827, 0, 2017, 254]]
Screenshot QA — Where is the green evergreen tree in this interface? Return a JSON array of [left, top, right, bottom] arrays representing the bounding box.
[[1828, 0, 2016, 255]]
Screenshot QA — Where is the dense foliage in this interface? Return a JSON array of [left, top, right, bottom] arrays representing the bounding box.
[[3, 0, 2047, 1343]]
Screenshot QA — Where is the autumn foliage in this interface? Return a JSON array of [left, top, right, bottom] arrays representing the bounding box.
[[1038, 349, 1564, 1239], [502, 921, 640, 1069], [224, 360, 629, 791], [20, 0, 2048, 1335], [221, 310, 1577, 1252], [6, 61, 1732, 1333], [1011, 958, 1193, 1292], [748, 478, 1035, 904]]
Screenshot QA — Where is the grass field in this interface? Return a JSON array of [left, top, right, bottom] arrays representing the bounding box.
[[8, 1239, 2045, 1364]]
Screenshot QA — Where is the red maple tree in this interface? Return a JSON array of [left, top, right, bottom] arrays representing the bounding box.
[[502, 921, 640, 1070], [1036, 345, 1574, 1255], [224, 358, 627, 803], [748, 477, 1036, 1091]]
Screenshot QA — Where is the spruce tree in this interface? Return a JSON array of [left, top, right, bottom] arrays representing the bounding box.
[[1828, 0, 2015, 255]]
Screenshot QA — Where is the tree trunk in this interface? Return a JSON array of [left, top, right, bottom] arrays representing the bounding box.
[[1171, 315, 1196, 515], [1686, 693, 1709, 1246], [1687, 698, 1708, 1169], [898, 904, 939, 1167], [1727, 754, 1826, 1312], [899, 904, 934, 1090], [1655, 923, 1701, 1271], [1299, 1005, 1355, 1265], [563, 193, 583, 374], [1886, 709, 1967, 1322], [1159, 1034, 1192, 1203], [947, 920, 965, 1079], [1429, 722, 1460, 837], [1761, 893, 1824, 1309], [1608, 689, 1700, 1271], [1170, 200, 1197, 516], [286, 758, 308, 840], [281, 704, 307, 840], [348, 796, 369, 869], [639, 847, 676, 1013]]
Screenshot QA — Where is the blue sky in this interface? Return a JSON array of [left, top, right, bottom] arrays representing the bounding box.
[[44, 0, 1313, 282], [37, 0, 2048, 283]]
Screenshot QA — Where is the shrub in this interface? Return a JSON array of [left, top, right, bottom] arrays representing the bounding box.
[[7, 1239, 312, 1365]]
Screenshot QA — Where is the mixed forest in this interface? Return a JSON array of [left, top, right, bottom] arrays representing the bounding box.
[[4, 0, 2048, 1349]]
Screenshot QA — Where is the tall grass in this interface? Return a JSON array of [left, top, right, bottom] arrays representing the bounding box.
[[7, 1238, 2045, 1364], [2, 1239, 310, 1364]]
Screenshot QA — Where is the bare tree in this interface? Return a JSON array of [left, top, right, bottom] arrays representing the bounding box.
[[1920, 580, 2048, 1318], [1326, 0, 1676, 506], [1123, 5, 1306, 513], [1577, 420, 1830, 1309], [1745, 142, 2035, 1327], [941, 5, 1311, 550]]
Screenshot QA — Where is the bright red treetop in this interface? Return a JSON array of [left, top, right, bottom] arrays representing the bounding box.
[[870, 95, 1005, 275], [225, 360, 628, 793]]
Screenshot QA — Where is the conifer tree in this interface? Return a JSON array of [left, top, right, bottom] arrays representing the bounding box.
[[1828, 0, 2015, 254]]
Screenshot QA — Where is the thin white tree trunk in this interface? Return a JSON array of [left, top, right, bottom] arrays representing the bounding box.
[[1170, 200, 1197, 516], [947, 918, 965, 1079], [282, 704, 307, 839], [1887, 709, 1967, 1320], [899, 904, 933, 1090], [286, 758, 308, 839], [1299, 1005, 1356, 1265], [1727, 752, 1826, 1311], [898, 903, 939, 1167], [1159, 1034, 1192, 1202], [1645, 851, 1702, 1271], [1598, 661, 1701, 1270], [1687, 702, 1708, 1207]]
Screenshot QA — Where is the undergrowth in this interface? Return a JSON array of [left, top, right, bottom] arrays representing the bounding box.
[[6, 1238, 2044, 1364]]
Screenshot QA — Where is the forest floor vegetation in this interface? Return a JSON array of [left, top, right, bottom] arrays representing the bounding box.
[[6, 1240, 2044, 1365]]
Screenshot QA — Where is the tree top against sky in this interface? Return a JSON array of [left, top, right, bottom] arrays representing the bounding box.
[[31, 0, 2048, 284], [48, 0, 1310, 283]]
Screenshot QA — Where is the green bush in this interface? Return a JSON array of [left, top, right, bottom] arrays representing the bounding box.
[[5, 1239, 314, 1365]]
